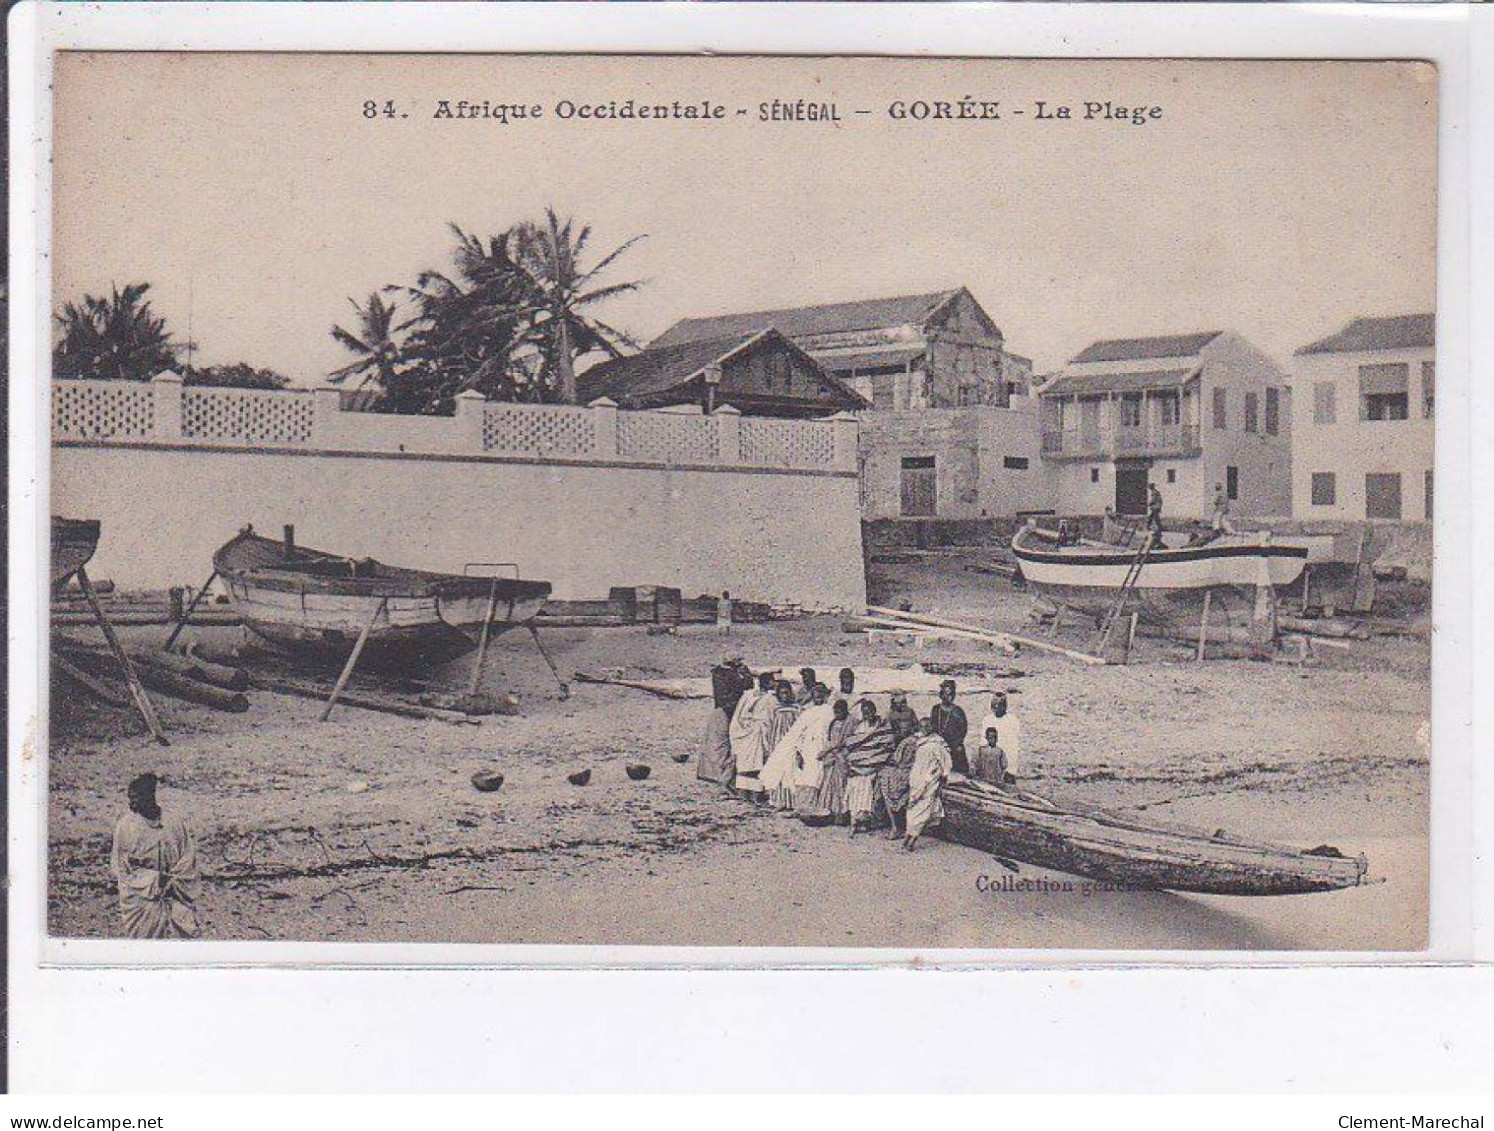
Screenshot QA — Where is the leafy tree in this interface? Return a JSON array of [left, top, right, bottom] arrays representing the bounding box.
[[53, 282, 185, 382], [511, 208, 644, 403], [183, 363, 290, 390]]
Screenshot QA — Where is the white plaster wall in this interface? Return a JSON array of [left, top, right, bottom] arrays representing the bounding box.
[[53, 446, 867, 608], [1291, 350, 1434, 521], [1198, 333, 1294, 518]]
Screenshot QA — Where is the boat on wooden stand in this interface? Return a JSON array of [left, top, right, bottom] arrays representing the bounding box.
[[213, 526, 553, 669], [51, 516, 101, 589], [938, 776, 1368, 897], [1011, 520, 1309, 631]]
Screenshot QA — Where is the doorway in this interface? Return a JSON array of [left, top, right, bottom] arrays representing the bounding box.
[[900, 455, 937, 517], [1114, 464, 1149, 516]]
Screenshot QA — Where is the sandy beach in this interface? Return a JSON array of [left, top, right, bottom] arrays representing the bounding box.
[[46, 555, 1429, 951]]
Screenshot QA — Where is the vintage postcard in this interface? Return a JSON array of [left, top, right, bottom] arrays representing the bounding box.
[[40, 51, 1436, 956]]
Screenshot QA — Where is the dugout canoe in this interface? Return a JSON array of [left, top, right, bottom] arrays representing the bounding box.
[[213, 526, 552, 667], [51, 516, 101, 589], [1011, 524, 1309, 625], [937, 777, 1368, 896]]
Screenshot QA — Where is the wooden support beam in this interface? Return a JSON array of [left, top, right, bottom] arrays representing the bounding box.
[[320, 597, 386, 722], [51, 648, 130, 707], [466, 580, 501, 698], [1196, 590, 1212, 663], [76, 566, 167, 744], [160, 568, 219, 655]]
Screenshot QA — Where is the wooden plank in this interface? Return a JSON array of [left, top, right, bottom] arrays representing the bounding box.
[[865, 605, 1106, 666], [253, 675, 476, 724], [1196, 590, 1212, 663], [466, 580, 500, 697]]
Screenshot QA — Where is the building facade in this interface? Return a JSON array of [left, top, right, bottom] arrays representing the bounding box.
[[651, 288, 1012, 412], [857, 400, 1047, 520], [576, 328, 866, 419], [1290, 314, 1435, 522], [1039, 331, 1293, 520]]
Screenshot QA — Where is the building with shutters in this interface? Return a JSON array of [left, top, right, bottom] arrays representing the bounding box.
[[1038, 330, 1293, 520], [1289, 313, 1435, 522]]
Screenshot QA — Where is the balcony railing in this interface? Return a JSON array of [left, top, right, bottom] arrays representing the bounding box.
[[1041, 424, 1200, 460]]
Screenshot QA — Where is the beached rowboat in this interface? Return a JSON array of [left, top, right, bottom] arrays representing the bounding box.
[[937, 777, 1367, 896], [1011, 524, 1309, 625], [51, 516, 102, 589], [213, 527, 552, 666]]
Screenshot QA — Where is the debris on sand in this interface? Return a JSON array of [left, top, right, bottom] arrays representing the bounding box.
[[626, 764, 652, 781], [470, 771, 505, 793], [567, 769, 593, 787]]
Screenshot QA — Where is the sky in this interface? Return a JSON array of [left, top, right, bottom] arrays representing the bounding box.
[[52, 53, 1437, 383]]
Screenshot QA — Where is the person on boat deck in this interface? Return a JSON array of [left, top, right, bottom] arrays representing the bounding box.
[[111, 773, 200, 939], [838, 667, 856, 698], [973, 726, 1010, 788], [1146, 482, 1165, 545], [800, 698, 858, 826], [978, 691, 1022, 782], [794, 667, 818, 705], [930, 679, 970, 776], [698, 658, 752, 788], [1211, 482, 1236, 536], [842, 699, 889, 832], [905, 720, 955, 851], [763, 682, 835, 813], [729, 671, 777, 800], [876, 712, 923, 839], [886, 692, 919, 740]]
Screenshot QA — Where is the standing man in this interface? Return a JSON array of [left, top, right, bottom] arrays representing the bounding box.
[[929, 679, 970, 776], [795, 667, 818, 705], [1146, 481, 1164, 546], [699, 658, 752, 787], [110, 773, 200, 939], [838, 667, 856, 699], [728, 671, 775, 798], [1211, 482, 1236, 535], [978, 691, 1022, 781]]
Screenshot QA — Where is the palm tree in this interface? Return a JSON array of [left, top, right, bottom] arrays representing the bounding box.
[[53, 281, 184, 382], [511, 209, 645, 403], [329, 292, 406, 392]]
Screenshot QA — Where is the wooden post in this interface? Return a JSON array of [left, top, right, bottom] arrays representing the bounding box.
[[526, 624, 570, 699], [1125, 611, 1139, 665], [466, 580, 501, 697], [160, 569, 219, 655], [76, 566, 167, 744], [1196, 591, 1212, 663], [320, 597, 386, 722]]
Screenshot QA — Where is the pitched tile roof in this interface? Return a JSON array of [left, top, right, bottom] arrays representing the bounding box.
[[649, 290, 964, 349], [1069, 332, 1223, 365], [1040, 366, 1202, 398], [1295, 313, 1435, 356], [576, 328, 863, 410]]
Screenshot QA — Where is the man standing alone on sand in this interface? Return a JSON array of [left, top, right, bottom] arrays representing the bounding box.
[[111, 773, 200, 939]]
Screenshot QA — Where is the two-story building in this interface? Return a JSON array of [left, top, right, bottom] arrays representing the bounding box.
[[1290, 314, 1435, 522], [652, 288, 1040, 521], [1039, 330, 1293, 520], [650, 287, 1012, 411]]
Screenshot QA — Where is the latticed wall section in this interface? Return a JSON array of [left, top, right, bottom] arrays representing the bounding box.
[[53, 381, 157, 440], [740, 417, 836, 469], [617, 412, 721, 464], [181, 388, 316, 445], [483, 404, 598, 457]]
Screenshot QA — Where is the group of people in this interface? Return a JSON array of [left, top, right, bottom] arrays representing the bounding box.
[[698, 664, 1022, 852]]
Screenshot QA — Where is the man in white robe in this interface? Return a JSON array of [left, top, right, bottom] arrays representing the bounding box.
[[760, 684, 835, 812], [729, 672, 777, 797], [110, 773, 200, 939]]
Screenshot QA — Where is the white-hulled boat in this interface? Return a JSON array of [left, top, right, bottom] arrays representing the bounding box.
[[1011, 522, 1309, 623], [214, 526, 552, 667]]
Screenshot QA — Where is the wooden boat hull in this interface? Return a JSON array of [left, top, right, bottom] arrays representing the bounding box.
[[937, 778, 1368, 896], [214, 528, 551, 666], [51, 517, 101, 589], [1011, 527, 1308, 622]]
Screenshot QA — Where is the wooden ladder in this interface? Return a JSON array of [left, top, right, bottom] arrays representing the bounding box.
[[1094, 537, 1152, 656]]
